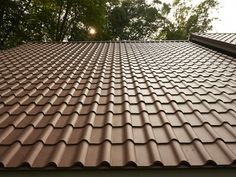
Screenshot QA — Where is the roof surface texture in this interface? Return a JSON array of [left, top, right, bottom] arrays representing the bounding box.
[[0, 38, 236, 169], [193, 33, 236, 45], [190, 33, 236, 56]]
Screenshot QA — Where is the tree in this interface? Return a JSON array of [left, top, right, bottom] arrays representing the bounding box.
[[157, 0, 218, 40], [0, 0, 108, 49], [0, 0, 219, 49], [26, 0, 108, 41], [108, 0, 165, 40], [0, 0, 32, 49], [108, 0, 218, 40]]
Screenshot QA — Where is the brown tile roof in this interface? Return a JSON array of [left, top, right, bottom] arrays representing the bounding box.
[[190, 33, 236, 56], [0, 40, 236, 168], [192, 33, 236, 45]]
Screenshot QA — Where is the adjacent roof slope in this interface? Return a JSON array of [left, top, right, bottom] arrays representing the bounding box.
[[190, 33, 236, 56], [0, 38, 236, 169], [192, 33, 236, 45]]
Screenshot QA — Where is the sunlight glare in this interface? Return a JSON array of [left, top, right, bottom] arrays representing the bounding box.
[[89, 27, 96, 35]]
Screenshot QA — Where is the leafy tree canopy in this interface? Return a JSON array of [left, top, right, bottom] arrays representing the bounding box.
[[0, 0, 107, 49], [157, 0, 218, 40], [0, 0, 218, 49], [108, 0, 164, 40]]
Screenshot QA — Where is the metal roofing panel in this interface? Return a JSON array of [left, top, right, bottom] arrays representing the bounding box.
[[0, 41, 236, 168], [193, 33, 236, 45], [190, 33, 236, 56]]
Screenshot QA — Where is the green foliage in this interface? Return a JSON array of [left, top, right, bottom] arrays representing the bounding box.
[[157, 0, 218, 40], [108, 0, 164, 40], [0, 0, 31, 49], [26, 0, 108, 41], [0, 0, 219, 49], [0, 0, 107, 49]]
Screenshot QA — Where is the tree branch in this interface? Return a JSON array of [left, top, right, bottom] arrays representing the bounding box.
[[55, 0, 63, 41], [58, 2, 71, 41]]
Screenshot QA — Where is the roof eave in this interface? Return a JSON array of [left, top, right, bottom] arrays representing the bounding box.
[[1, 167, 236, 177]]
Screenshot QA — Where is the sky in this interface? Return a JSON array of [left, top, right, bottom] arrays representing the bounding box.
[[211, 0, 236, 33], [147, 0, 236, 33]]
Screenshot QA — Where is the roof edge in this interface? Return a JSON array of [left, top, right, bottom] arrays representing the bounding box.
[[28, 40, 188, 44], [189, 33, 236, 57], [1, 168, 236, 177]]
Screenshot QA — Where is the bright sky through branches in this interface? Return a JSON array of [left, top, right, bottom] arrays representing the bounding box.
[[147, 0, 236, 33]]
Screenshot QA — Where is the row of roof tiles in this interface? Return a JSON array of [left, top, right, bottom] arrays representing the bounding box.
[[1, 141, 236, 167], [1, 81, 236, 94], [193, 33, 236, 45], [1, 109, 236, 127], [0, 101, 235, 117], [1, 93, 235, 106], [1, 111, 236, 128], [0, 123, 236, 145], [2, 82, 235, 100]]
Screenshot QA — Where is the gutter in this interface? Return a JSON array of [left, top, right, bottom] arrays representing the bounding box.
[[189, 33, 236, 57], [1, 168, 236, 177]]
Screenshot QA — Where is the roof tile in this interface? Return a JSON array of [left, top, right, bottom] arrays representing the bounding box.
[[193, 33, 236, 45], [1, 41, 236, 168]]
